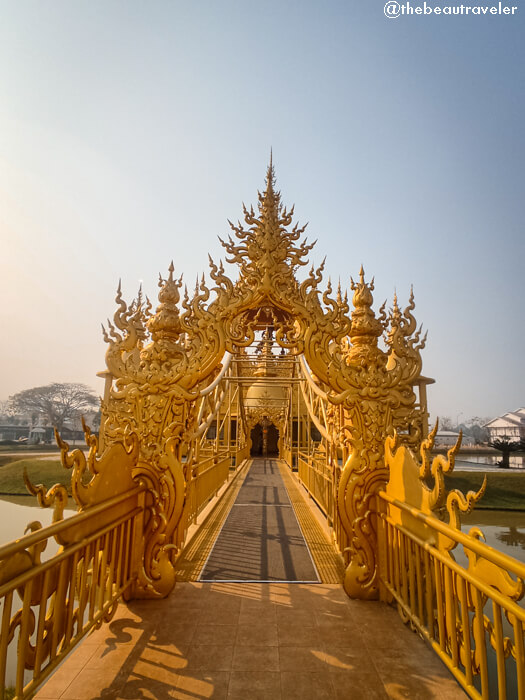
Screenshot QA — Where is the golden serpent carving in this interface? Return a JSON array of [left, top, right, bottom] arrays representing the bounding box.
[[76, 160, 431, 598]]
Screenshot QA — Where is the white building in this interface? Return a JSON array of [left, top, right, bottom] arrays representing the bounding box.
[[484, 408, 525, 443], [435, 430, 474, 447]]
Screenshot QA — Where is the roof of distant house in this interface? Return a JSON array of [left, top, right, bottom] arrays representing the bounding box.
[[484, 409, 525, 428]]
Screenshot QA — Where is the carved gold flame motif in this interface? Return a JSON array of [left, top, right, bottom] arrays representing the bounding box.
[[84, 159, 430, 599], [4, 160, 525, 700]]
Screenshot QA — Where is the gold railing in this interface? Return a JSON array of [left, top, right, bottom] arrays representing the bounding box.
[[378, 492, 525, 700], [0, 486, 145, 700], [296, 450, 350, 564], [234, 444, 250, 467], [174, 450, 240, 547], [281, 445, 293, 469], [297, 450, 335, 525], [190, 452, 232, 524]]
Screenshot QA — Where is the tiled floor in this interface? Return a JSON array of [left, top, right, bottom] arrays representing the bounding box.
[[34, 582, 466, 699]]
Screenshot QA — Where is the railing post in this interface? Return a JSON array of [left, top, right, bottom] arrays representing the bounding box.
[[126, 489, 146, 600], [376, 497, 389, 603]]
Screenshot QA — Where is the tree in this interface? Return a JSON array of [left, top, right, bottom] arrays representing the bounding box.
[[463, 416, 490, 444], [8, 383, 99, 433], [439, 416, 454, 431], [489, 437, 522, 469]]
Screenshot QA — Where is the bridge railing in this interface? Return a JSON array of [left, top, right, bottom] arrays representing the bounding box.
[[186, 451, 232, 526], [0, 486, 145, 700], [234, 444, 250, 467], [297, 450, 335, 525], [174, 447, 247, 547], [377, 490, 525, 700]]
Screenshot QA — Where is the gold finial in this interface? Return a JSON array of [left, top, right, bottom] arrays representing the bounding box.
[[267, 148, 274, 185], [391, 291, 402, 322], [219, 159, 314, 291], [261, 152, 278, 219], [147, 264, 183, 341], [350, 266, 374, 308], [345, 266, 384, 365]]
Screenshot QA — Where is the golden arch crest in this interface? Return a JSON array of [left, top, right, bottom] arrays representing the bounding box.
[[6, 161, 525, 700], [90, 159, 431, 599]]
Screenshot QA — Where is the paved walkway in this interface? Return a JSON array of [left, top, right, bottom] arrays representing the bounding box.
[[34, 460, 466, 699], [200, 459, 319, 582], [34, 582, 465, 699]]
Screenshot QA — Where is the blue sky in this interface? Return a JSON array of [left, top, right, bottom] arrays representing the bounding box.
[[0, 0, 523, 422]]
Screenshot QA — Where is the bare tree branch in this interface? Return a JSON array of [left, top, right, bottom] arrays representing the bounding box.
[[8, 383, 99, 433]]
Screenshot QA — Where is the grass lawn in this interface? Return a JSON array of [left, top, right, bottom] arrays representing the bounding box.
[[0, 458, 68, 494], [0, 444, 60, 452], [446, 470, 525, 510]]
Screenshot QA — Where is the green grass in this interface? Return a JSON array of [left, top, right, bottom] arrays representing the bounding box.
[[0, 443, 60, 452], [0, 458, 69, 495], [446, 471, 525, 510]]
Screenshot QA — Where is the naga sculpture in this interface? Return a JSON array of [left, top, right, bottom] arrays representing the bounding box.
[[75, 158, 431, 599]]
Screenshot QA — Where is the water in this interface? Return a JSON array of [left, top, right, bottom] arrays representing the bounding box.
[[456, 510, 525, 699], [461, 509, 525, 563], [0, 495, 76, 551], [0, 496, 77, 690]]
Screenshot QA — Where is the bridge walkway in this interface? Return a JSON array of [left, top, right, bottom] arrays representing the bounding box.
[[34, 459, 466, 699]]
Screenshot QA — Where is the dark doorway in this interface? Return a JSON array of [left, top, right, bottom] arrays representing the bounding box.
[[250, 424, 263, 456], [250, 422, 280, 456], [266, 424, 279, 455]]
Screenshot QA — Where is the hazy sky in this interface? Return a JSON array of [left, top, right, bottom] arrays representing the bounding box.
[[0, 0, 523, 423]]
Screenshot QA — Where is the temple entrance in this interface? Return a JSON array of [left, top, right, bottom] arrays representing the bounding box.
[[250, 422, 280, 456], [250, 424, 262, 455], [265, 423, 279, 456]]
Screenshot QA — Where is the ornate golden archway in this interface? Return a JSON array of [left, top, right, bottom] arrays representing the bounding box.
[[8, 162, 525, 700], [95, 159, 430, 600]]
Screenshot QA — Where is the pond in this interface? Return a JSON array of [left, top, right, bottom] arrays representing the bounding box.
[[462, 509, 525, 563], [0, 496, 78, 690], [0, 495, 76, 555]]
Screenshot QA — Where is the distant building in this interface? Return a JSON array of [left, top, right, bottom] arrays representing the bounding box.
[[435, 430, 474, 447], [0, 424, 30, 441], [0, 408, 100, 444], [484, 408, 525, 443]]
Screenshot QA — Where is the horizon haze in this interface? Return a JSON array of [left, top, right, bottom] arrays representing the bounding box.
[[1, 1, 524, 424]]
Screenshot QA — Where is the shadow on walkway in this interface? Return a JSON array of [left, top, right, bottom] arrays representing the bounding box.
[[35, 582, 466, 699]]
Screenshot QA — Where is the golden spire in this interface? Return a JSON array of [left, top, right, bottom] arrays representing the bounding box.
[[261, 148, 277, 219], [219, 157, 315, 295], [344, 266, 385, 366], [147, 262, 183, 341]]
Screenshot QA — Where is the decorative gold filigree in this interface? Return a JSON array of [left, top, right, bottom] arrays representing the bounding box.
[[384, 423, 486, 552], [465, 529, 524, 600], [24, 419, 140, 548], [93, 159, 431, 599], [1, 417, 142, 680]]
